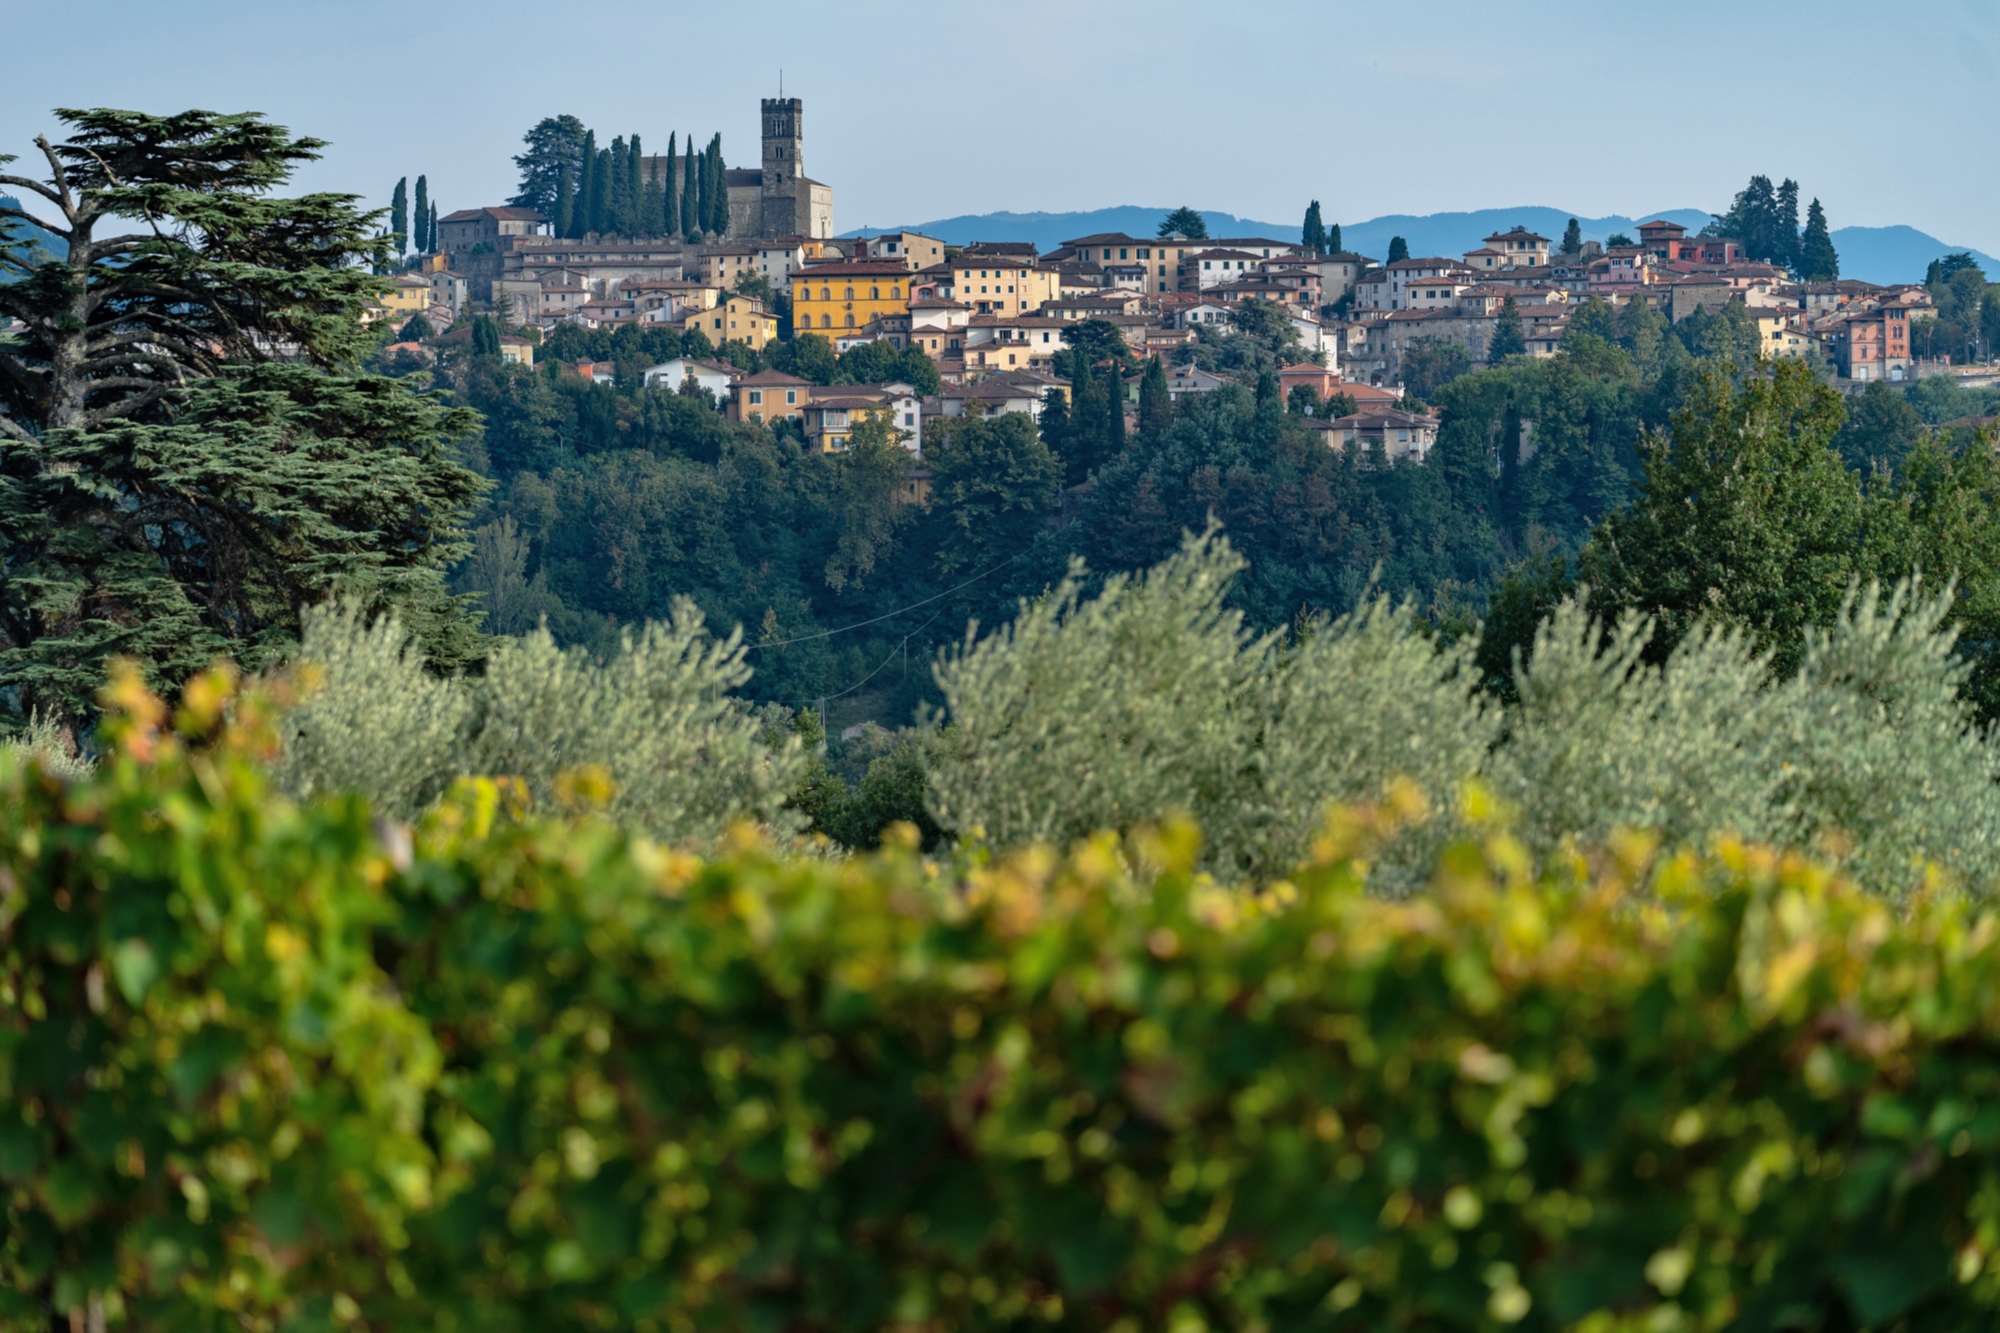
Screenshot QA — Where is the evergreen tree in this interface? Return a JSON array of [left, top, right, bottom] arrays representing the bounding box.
[[589, 146, 612, 236], [1777, 178, 1801, 272], [1038, 385, 1071, 461], [1488, 297, 1526, 363], [607, 136, 628, 235], [1387, 235, 1409, 264], [554, 165, 574, 239], [1302, 200, 1325, 254], [1159, 207, 1207, 240], [1137, 355, 1172, 436], [628, 134, 645, 235], [390, 176, 408, 254], [510, 114, 587, 216], [662, 132, 678, 239], [1105, 362, 1127, 456], [1561, 217, 1583, 256], [1798, 198, 1839, 282], [428, 202, 439, 253], [0, 110, 486, 726], [1327, 221, 1341, 255], [1067, 359, 1105, 487], [681, 136, 698, 238], [704, 134, 727, 235], [577, 130, 597, 233], [412, 175, 428, 253], [472, 314, 502, 357]]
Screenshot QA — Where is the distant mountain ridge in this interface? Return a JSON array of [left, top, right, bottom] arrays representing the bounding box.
[[0, 195, 66, 265], [848, 205, 1998, 286]]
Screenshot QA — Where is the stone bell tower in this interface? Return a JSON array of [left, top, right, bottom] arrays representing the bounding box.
[[759, 97, 807, 238]]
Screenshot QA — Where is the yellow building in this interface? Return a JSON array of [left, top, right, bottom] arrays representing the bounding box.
[[685, 294, 779, 351], [790, 261, 912, 336], [368, 272, 432, 324], [946, 258, 1062, 317]]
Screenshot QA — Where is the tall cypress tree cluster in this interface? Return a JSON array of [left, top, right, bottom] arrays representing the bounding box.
[[516, 116, 729, 239], [1301, 200, 1326, 255], [1798, 199, 1840, 282], [1717, 174, 1807, 273]]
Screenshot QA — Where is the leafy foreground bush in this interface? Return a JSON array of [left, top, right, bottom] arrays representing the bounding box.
[[12, 673, 2000, 1330]]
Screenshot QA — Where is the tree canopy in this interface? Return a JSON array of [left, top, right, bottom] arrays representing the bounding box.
[[1159, 206, 1207, 240]]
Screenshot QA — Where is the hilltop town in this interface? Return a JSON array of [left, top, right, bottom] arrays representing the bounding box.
[[369, 94, 1996, 478]]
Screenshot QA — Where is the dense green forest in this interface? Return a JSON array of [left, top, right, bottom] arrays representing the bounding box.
[[414, 290, 2000, 735]]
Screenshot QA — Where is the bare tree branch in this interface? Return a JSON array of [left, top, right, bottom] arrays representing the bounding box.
[[0, 173, 68, 213]]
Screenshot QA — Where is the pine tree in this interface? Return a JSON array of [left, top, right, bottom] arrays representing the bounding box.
[[553, 165, 574, 239], [1137, 355, 1172, 436], [662, 133, 678, 239], [390, 176, 408, 254], [681, 137, 697, 238], [1327, 222, 1341, 255], [1387, 235, 1409, 264], [412, 175, 429, 253], [1489, 297, 1526, 363], [1798, 198, 1839, 282], [1302, 200, 1325, 254], [577, 131, 597, 234], [1561, 217, 1583, 256], [0, 110, 485, 726]]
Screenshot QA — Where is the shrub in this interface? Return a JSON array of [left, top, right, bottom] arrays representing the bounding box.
[[274, 598, 808, 844], [13, 672, 2000, 1329]]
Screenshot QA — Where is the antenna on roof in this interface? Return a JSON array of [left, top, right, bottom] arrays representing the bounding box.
[[780, 69, 784, 96]]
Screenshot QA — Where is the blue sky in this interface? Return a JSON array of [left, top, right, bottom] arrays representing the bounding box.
[[6, 0, 1999, 253]]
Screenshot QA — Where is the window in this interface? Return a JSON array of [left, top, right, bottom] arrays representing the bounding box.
[[871, 287, 880, 299], [845, 286, 855, 300], [891, 286, 901, 299], [821, 314, 832, 328], [904, 413, 914, 426], [1120, 249, 1129, 259], [750, 390, 763, 404], [820, 287, 830, 301], [786, 390, 797, 404], [845, 313, 855, 327]]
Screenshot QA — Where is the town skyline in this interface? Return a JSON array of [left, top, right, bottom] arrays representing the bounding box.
[[7, 0, 2000, 256]]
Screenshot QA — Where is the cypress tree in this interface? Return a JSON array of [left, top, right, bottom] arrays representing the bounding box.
[[1489, 297, 1527, 363], [412, 175, 428, 253], [1302, 200, 1325, 254], [1328, 222, 1341, 255], [1777, 178, 1801, 273], [705, 134, 727, 235], [1066, 358, 1100, 487], [390, 177, 408, 254], [1038, 385, 1071, 459], [589, 147, 612, 236], [577, 131, 597, 234], [553, 165, 574, 240], [1561, 217, 1583, 256], [1798, 199, 1839, 282], [1105, 362, 1127, 456], [1137, 355, 1172, 436], [1387, 235, 1409, 264], [607, 136, 628, 234], [662, 132, 678, 239], [428, 202, 438, 253], [626, 135, 644, 234], [681, 137, 697, 238]]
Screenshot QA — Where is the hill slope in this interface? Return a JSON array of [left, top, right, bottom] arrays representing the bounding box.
[[850, 205, 1997, 286]]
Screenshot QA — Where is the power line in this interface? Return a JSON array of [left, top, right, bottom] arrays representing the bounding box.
[[823, 606, 947, 705], [744, 551, 1024, 652]]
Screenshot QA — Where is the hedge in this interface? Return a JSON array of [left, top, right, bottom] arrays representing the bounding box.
[[7, 668, 2000, 1331]]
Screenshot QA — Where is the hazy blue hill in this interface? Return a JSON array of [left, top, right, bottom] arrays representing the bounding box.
[[0, 194, 66, 265], [851, 204, 1996, 286]]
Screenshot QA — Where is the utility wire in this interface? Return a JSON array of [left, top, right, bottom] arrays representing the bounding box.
[[744, 551, 1024, 651], [823, 606, 947, 704]]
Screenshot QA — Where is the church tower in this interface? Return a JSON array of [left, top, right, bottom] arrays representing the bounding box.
[[760, 97, 806, 237]]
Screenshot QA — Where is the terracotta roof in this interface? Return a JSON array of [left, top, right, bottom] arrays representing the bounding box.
[[440, 206, 545, 223]]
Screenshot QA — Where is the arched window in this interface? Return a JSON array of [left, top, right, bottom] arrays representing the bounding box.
[[819, 287, 830, 302], [891, 286, 901, 300], [845, 313, 856, 328], [844, 285, 855, 300], [821, 314, 831, 328], [870, 286, 880, 300]]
